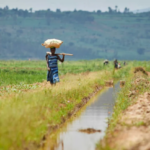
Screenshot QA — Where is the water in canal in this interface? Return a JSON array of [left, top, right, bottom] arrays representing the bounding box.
[[44, 83, 120, 150]]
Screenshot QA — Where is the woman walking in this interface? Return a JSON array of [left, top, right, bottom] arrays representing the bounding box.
[[46, 47, 65, 85]]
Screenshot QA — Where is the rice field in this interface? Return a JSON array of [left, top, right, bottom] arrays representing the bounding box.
[[0, 59, 116, 87], [0, 60, 150, 150]]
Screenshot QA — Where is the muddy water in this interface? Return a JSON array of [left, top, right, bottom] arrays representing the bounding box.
[[44, 83, 120, 150]]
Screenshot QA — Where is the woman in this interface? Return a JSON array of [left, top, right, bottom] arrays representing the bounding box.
[[46, 47, 65, 85]]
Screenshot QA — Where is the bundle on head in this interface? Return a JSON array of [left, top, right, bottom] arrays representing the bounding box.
[[41, 39, 63, 48]]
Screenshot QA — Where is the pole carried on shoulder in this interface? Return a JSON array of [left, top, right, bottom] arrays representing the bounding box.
[[46, 52, 73, 56]]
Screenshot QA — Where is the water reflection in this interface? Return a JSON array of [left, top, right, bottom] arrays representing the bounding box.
[[44, 83, 120, 150]]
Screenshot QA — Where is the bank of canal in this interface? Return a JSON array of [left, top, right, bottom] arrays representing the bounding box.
[[42, 83, 120, 150]]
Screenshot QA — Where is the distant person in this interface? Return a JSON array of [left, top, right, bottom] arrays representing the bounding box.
[[45, 47, 65, 85], [114, 59, 118, 69], [118, 63, 121, 69], [123, 61, 126, 66], [103, 59, 109, 65]]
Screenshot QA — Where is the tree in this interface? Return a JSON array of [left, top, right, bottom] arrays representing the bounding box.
[[12, 8, 18, 14], [23, 10, 29, 17], [124, 7, 130, 13], [74, 9, 77, 12], [56, 9, 61, 13], [115, 6, 118, 12], [4, 6, 9, 10], [108, 7, 113, 13], [97, 10, 101, 14], [47, 9, 51, 12], [29, 8, 32, 13]]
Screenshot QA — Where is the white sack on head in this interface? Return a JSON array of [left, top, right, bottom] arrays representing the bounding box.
[[41, 39, 63, 48]]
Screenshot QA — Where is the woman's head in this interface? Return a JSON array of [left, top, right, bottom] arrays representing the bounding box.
[[50, 47, 56, 54]]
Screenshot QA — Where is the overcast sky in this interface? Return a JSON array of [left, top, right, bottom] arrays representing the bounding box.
[[0, 0, 150, 12]]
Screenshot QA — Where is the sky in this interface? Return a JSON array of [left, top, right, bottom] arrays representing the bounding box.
[[0, 0, 150, 12]]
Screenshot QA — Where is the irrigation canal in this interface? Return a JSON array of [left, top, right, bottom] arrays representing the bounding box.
[[43, 83, 120, 150]]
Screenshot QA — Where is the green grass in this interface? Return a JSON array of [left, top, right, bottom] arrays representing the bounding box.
[[0, 60, 131, 150], [107, 73, 134, 131], [108, 68, 149, 131], [97, 61, 150, 149], [1, 60, 149, 150], [0, 59, 116, 87], [135, 121, 146, 127]]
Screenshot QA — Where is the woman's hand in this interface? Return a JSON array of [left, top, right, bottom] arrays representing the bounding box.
[[58, 55, 65, 62], [47, 67, 50, 71]]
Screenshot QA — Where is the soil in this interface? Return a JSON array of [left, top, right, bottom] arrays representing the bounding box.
[[108, 92, 150, 150], [79, 128, 101, 134], [105, 80, 114, 86], [100, 71, 150, 150], [120, 80, 125, 86]]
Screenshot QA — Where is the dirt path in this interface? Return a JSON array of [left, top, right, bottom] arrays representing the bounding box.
[[109, 92, 150, 150]]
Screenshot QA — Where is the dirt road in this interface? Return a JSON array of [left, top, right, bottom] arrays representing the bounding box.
[[109, 92, 150, 150]]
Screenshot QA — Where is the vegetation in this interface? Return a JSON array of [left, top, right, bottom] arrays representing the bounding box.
[[0, 59, 116, 87], [0, 59, 130, 150], [97, 62, 150, 149], [0, 6, 150, 60]]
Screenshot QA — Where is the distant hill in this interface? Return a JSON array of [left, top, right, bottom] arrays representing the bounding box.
[[133, 8, 150, 13], [0, 8, 150, 60]]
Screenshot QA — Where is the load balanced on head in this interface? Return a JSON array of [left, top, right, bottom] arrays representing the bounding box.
[[41, 39, 73, 85]]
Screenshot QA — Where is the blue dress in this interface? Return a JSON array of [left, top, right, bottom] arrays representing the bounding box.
[[47, 55, 60, 84]]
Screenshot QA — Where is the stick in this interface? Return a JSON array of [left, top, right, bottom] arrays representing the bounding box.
[[58, 53, 73, 56], [46, 52, 73, 56]]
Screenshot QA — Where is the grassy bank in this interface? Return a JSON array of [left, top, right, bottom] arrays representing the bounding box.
[[97, 65, 150, 149], [0, 63, 130, 150], [0, 59, 116, 87]]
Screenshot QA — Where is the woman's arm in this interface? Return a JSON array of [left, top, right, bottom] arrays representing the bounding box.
[[46, 55, 50, 71], [57, 54, 65, 63], [47, 61, 50, 71]]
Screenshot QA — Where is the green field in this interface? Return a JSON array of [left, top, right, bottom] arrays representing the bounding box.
[[0, 59, 116, 86], [1, 60, 150, 150], [0, 59, 131, 150]]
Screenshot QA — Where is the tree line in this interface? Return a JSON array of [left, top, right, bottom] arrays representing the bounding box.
[[0, 5, 131, 18]]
